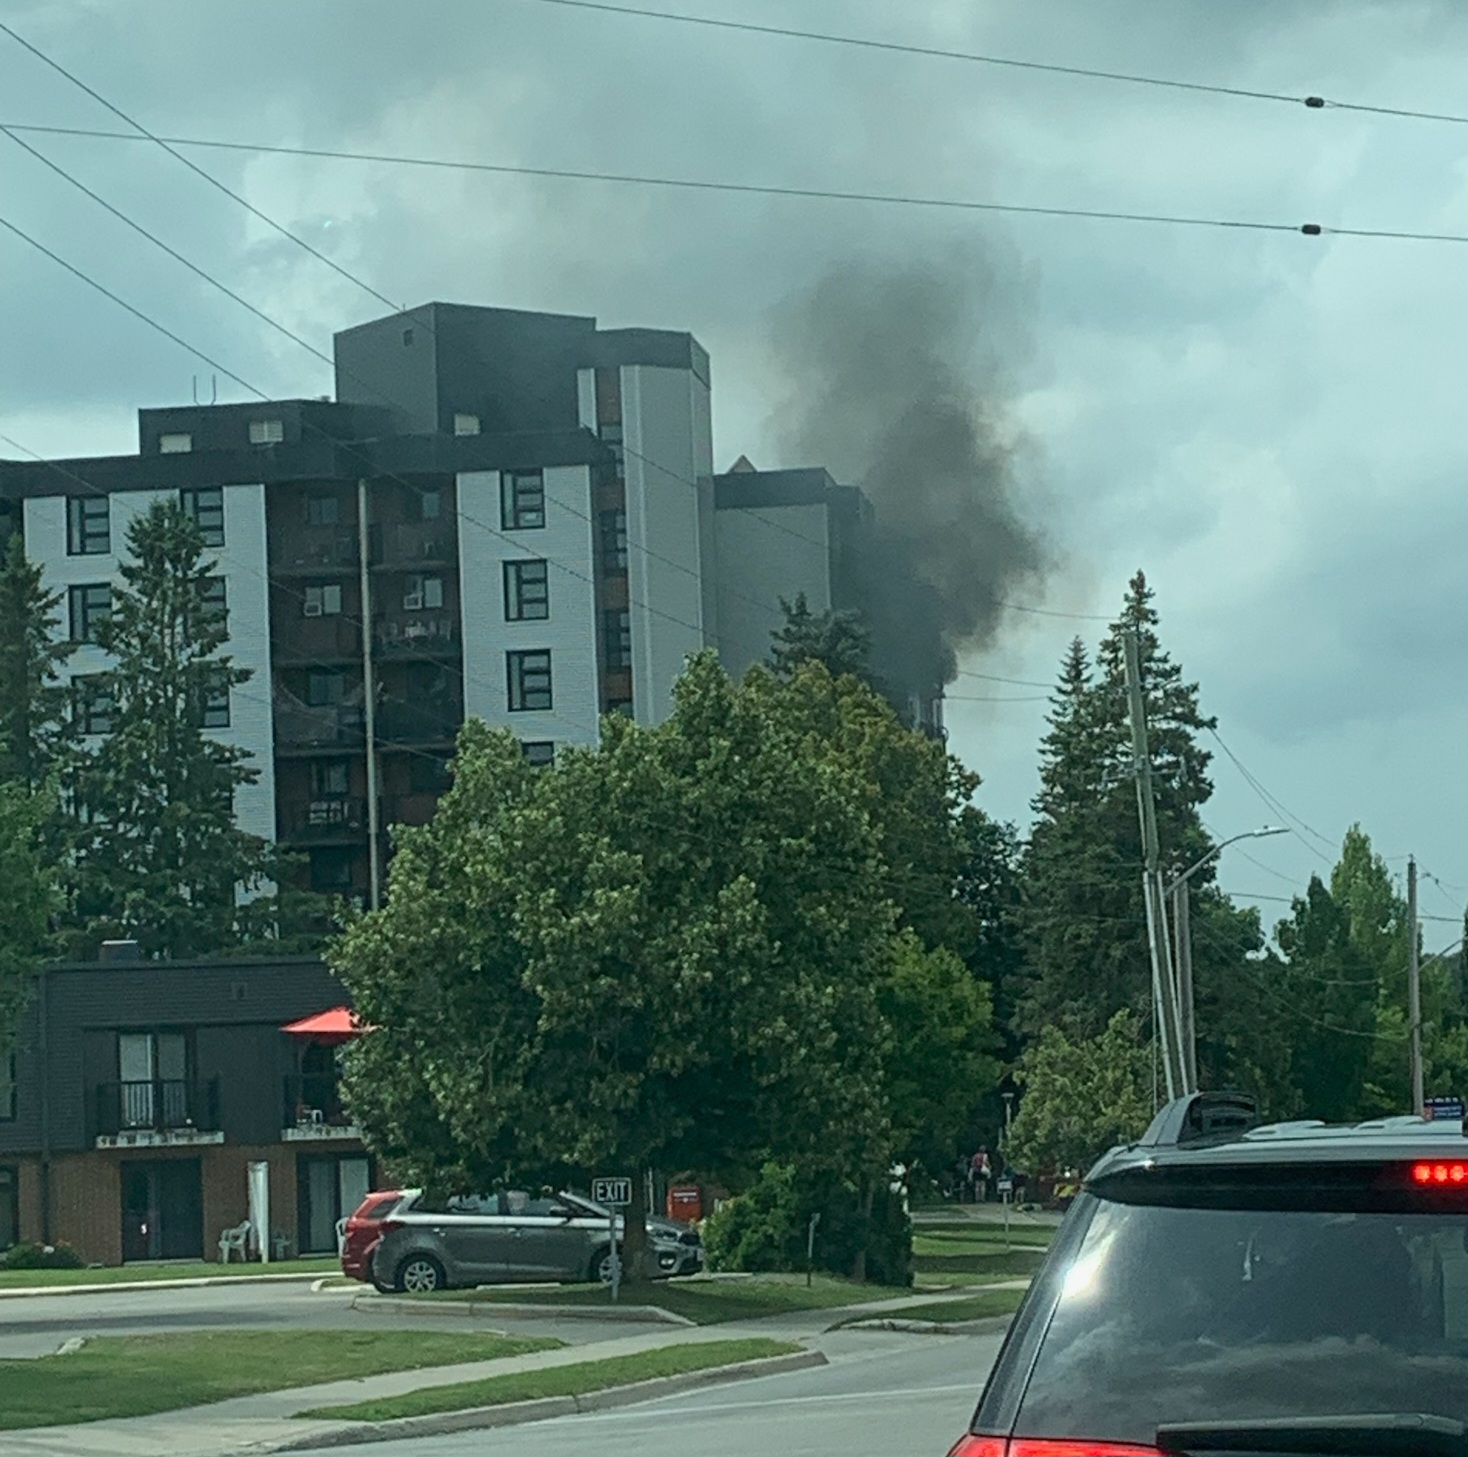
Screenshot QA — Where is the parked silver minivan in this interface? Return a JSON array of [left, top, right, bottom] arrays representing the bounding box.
[[366, 1188, 703, 1293]]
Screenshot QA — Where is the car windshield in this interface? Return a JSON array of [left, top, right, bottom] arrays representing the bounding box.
[[1014, 1194, 1468, 1447]]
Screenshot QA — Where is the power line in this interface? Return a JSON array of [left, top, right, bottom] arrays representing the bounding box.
[[1206, 727, 1337, 862], [528, 0, 1468, 136], [0, 120, 1391, 245], [520, 0, 1309, 109]]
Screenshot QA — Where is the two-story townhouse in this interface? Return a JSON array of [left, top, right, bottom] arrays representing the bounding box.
[[0, 944, 375, 1265]]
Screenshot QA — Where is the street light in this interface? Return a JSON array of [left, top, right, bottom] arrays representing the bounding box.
[[1165, 826, 1289, 1093]]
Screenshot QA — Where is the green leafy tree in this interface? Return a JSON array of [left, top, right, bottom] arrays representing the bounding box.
[[769, 591, 876, 687], [0, 535, 76, 792], [70, 501, 278, 958], [335, 654, 906, 1284], [0, 784, 56, 1051], [1006, 1009, 1153, 1175]]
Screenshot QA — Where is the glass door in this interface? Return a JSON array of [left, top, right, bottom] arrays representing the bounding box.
[[118, 1033, 155, 1128]]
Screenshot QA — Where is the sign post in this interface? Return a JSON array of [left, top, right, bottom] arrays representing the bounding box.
[[592, 1177, 632, 1303], [997, 1174, 1014, 1251]]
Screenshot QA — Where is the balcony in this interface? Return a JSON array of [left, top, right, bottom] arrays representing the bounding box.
[[273, 530, 359, 575], [274, 699, 365, 751], [372, 523, 455, 569], [284, 797, 366, 842], [92, 1078, 223, 1148], [283, 1074, 361, 1141], [273, 616, 362, 666], [377, 699, 461, 746], [374, 614, 459, 660]]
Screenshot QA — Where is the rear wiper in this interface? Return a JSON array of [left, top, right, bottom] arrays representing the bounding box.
[[1157, 1412, 1468, 1456]]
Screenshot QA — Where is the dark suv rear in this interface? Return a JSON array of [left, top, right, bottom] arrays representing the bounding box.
[[950, 1092, 1468, 1457]]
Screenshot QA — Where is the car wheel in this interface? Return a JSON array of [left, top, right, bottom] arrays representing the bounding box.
[[396, 1254, 447, 1294], [590, 1247, 616, 1285]]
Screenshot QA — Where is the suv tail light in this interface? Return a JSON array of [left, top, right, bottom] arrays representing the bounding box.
[[949, 1439, 1163, 1456]]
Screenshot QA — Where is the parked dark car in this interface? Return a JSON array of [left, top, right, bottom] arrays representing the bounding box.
[[949, 1091, 1468, 1456], [342, 1187, 703, 1293]]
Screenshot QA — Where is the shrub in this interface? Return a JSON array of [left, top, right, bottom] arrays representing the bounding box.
[[702, 1162, 912, 1287], [2, 1240, 86, 1270]]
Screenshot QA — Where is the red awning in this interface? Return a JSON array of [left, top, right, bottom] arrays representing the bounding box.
[[280, 1006, 370, 1042]]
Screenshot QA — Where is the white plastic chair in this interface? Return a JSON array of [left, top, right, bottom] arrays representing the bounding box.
[[218, 1220, 251, 1263], [335, 1217, 349, 1256]]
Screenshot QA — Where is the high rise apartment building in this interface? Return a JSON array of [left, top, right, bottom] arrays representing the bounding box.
[[0, 303, 942, 904]]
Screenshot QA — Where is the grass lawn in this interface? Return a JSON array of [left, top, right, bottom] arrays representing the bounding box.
[[0, 1329, 562, 1430], [415, 1273, 914, 1324], [0, 1257, 341, 1290], [911, 1224, 1052, 1284], [297, 1337, 800, 1423], [849, 1287, 1028, 1326]]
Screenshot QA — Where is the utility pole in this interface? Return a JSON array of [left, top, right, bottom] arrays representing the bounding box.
[[1408, 856, 1423, 1116], [357, 479, 382, 910], [1172, 881, 1198, 1092], [1124, 630, 1185, 1100]]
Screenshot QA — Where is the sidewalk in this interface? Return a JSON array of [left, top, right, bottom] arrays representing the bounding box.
[[1, 1286, 1010, 1457], [0, 1271, 336, 1301]]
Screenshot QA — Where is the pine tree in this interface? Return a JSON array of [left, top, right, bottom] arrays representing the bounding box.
[[72, 502, 275, 958], [769, 592, 878, 687], [0, 534, 76, 791]]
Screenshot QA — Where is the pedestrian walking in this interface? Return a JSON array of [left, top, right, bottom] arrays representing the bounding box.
[[970, 1147, 992, 1204]]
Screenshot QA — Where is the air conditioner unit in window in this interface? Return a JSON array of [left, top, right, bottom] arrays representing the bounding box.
[[303, 601, 324, 618]]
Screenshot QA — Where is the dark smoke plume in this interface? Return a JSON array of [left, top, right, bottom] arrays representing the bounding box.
[[770, 258, 1047, 691]]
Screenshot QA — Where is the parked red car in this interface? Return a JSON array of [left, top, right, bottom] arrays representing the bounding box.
[[339, 1189, 407, 1282]]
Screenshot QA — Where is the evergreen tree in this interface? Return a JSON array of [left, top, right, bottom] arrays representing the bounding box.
[[0, 534, 76, 791], [769, 592, 877, 687], [72, 501, 275, 958], [0, 783, 56, 1052]]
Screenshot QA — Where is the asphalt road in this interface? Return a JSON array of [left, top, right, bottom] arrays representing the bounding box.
[[0, 1282, 647, 1359], [323, 1327, 1002, 1457]]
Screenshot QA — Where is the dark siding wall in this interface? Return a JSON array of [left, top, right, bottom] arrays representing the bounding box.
[[201, 1025, 293, 1146], [335, 310, 441, 433]]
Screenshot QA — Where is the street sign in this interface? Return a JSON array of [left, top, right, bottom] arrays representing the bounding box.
[[593, 1176, 632, 1206], [996, 1176, 1014, 1195], [1424, 1096, 1466, 1122]]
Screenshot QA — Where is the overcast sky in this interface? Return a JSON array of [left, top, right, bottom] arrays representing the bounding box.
[[5, 0, 1468, 950]]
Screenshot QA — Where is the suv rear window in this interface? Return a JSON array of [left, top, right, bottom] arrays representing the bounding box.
[[1011, 1188, 1468, 1447], [353, 1194, 402, 1222]]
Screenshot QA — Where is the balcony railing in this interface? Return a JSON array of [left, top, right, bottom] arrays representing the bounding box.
[[372, 523, 456, 567], [283, 1074, 360, 1138], [374, 615, 458, 659], [377, 699, 461, 746], [92, 1078, 221, 1140], [275, 531, 359, 572], [285, 797, 366, 841], [274, 700, 366, 749]]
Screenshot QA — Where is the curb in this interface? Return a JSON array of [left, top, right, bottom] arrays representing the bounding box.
[[0, 1271, 338, 1300], [242, 1348, 827, 1453], [352, 1294, 696, 1325], [840, 1314, 1014, 1336]]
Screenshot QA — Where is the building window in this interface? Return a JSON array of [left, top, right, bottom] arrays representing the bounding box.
[[248, 418, 284, 445], [67, 495, 110, 556], [68, 583, 111, 644], [0, 1166, 16, 1251], [312, 761, 351, 798], [403, 575, 443, 611], [418, 489, 442, 521], [507, 650, 552, 712], [308, 670, 346, 707], [179, 485, 225, 546], [402, 328, 415, 347], [73, 674, 114, 735], [159, 432, 193, 454], [604, 609, 632, 671], [201, 576, 228, 633], [303, 583, 343, 617], [310, 848, 355, 891], [201, 673, 231, 729], [0, 1052, 14, 1121], [521, 741, 555, 767], [606, 697, 633, 718], [503, 559, 549, 621], [501, 471, 545, 530], [453, 413, 480, 437], [600, 509, 628, 573], [305, 494, 340, 527]]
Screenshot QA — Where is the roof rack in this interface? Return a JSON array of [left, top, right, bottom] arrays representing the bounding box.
[[1137, 1090, 1260, 1149]]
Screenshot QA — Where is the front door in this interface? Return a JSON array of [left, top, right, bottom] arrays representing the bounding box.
[[120, 1159, 203, 1262], [298, 1154, 373, 1254]]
